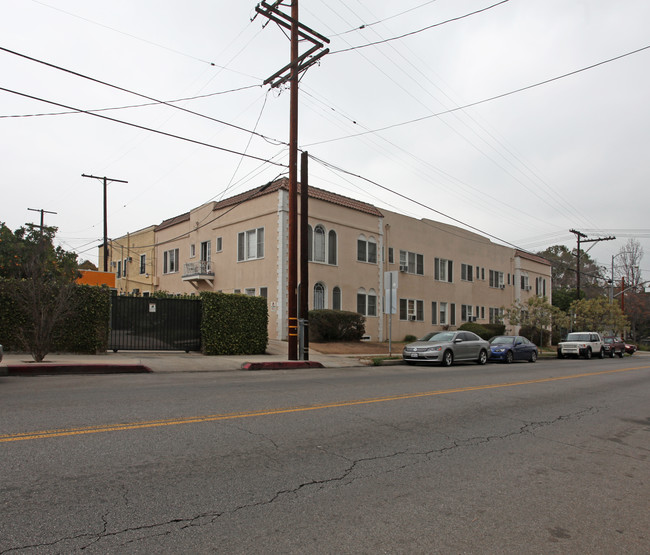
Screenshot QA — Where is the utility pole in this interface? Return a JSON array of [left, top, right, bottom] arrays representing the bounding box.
[[570, 229, 615, 299], [300, 151, 309, 360], [256, 0, 329, 360], [27, 207, 57, 238], [82, 174, 128, 272]]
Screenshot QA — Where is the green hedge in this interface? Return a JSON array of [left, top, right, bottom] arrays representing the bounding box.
[[55, 285, 111, 353], [458, 322, 505, 340], [308, 309, 365, 342], [0, 279, 110, 354], [200, 292, 268, 355]]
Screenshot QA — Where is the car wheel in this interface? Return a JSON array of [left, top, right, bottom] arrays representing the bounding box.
[[529, 350, 537, 363], [505, 351, 514, 364], [441, 350, 453, 367], [618, 349, 624, 358], [608, 350, 614, 358], [584, 348, 592, 359], [598, 348, 605, 359], [557, 350, 564, 359], [477, 349, 488, 365]]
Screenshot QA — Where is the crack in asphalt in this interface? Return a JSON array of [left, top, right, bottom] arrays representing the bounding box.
[[1, 406, 596, 553]]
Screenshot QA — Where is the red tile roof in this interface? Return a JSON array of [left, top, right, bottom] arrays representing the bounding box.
[[155, 211, 190, 232], [211, 178, 384, 217]]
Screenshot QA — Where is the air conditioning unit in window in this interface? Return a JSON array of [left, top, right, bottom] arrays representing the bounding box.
[[408, 315, 416, 321], [399, 265, 408, 272], [499, 284, 505, 289], [470, 316, 477, 322], [524, 285, 532, 291]]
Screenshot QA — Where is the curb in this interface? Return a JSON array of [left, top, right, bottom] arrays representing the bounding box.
[[241, 361, 325, 371], [5, 364, 153, 376]]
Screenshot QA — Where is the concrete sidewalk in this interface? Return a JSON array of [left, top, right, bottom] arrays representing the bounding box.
[[0, 340, 373, 375]]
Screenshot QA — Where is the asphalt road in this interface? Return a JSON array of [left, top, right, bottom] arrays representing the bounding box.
[[1, 356, 649, 554]]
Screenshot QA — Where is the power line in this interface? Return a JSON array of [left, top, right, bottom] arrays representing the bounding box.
[[309, 153, 533, 253], [306, 43, 650, 146], [0, 85, 288, 168], [329, 0, 440, 37], [0, 85, 261, 119], [330, 0, 510, 54], [0, 46, 285, 146]]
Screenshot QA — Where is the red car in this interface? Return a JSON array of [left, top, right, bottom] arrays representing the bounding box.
[[603, 337, 625, 358], [625, 342, 637, 355]]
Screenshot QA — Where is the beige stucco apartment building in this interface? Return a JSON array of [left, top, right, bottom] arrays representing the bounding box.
[[100, 225, 157, 296], [138, 178, 552, 342]]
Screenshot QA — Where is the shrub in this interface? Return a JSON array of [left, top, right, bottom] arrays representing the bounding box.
[[309, 309, 365, 342], [404, 334, 417, 342], [458, 322, 492, 340], [200, 292, 268, 355], [481, 323, 506, 338], [519, 325, 551, 347]]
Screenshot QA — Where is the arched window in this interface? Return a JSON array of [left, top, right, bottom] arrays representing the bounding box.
[[314, 282, 325, 310], [367, 288, 377, 316], [332, 286, 341, 310], [356, 287, 366, 315], [328, 230, 337, 265], [314, 225, 326, 263], [307, 225, 313, 262]]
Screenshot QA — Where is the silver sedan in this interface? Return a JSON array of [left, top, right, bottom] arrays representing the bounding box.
[[402, 330, 490, 367]]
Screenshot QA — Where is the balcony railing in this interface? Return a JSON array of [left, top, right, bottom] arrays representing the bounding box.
[[182, 260, 214, 283]]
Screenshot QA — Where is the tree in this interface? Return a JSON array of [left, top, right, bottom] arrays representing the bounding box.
[[537, 245, 607, 302], [615, 238, 644, 293], [0, 222, 80, 361], [569, 297, 629, 335], [503, 296, 569, 346]]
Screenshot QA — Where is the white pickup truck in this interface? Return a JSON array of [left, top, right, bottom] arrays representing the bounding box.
[[557, 332, 604, 359]]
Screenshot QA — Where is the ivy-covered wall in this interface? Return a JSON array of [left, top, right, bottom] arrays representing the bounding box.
[[200, 292, 268, 355]]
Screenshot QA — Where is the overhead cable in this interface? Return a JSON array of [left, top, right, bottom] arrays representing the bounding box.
[[0, 85, 288, 167], [306, 44, 650, 146]]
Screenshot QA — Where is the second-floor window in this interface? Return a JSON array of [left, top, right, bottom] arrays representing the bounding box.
[[238, 227, 264, 261], [200, 240, 211, 262], [461, 263, 473, 282], [489, 270, 504, 288], [163, 248, 179, 274], [357, 235, 377, 264], [434, 258, 453, 282], [400, 250, 424, 275], [140, 254, 146, 275]]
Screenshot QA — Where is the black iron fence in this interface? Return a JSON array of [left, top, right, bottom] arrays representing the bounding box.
[[109, 295, 202, 352]]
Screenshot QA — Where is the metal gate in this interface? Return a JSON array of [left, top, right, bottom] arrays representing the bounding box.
[[109, 296, 202, 351]]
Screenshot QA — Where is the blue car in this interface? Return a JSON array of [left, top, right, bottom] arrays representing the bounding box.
[[489, 335, 538, 363]]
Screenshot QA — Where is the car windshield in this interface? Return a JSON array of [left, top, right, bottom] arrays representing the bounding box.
[[420, 331, 455, 343], [604, 338, 613, 344], [566, 333, 591, 341], [490, 336, 514, 345]]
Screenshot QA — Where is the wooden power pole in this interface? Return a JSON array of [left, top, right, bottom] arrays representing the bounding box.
[[256, 0, 329, 360]]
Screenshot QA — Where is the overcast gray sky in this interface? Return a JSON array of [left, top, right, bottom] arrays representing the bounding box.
[[2, 0, 649, 285]]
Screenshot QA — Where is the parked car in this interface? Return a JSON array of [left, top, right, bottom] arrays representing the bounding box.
[[602, 336, 625, 358], [402, 330, 489, 367], [488, 335, 538, 363], [557, 332, 604, 359], [625, 342, 637, 355]]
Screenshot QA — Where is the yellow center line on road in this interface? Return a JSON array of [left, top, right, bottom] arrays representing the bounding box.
[[2, 365, 648, 443]]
